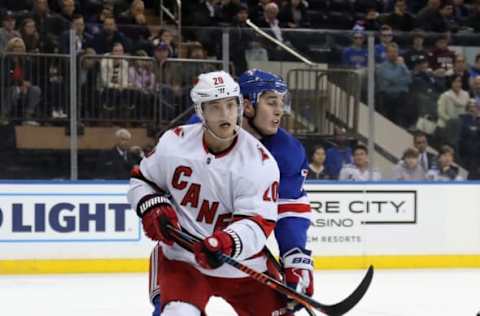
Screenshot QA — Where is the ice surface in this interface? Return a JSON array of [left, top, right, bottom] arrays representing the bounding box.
[[1, 269, 479, 315]]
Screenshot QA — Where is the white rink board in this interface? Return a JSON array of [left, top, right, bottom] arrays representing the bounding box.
[[0, 182, 155, 260], [304, 182, 480, 256], [0, 182, 479, 262]]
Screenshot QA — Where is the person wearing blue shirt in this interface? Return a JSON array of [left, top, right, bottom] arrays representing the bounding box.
[[375, 26, 394, 64], [342, 31, 368, 69], [324, 127, 353, 179]]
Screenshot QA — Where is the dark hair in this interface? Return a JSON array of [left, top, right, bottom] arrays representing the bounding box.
[[450, 75, 463, 87], [475, 53, 480, 63], [312, 145, 325, 155], [439, 145, 454, 156], [353, 144, 368, 154], [72, 13, 83, 21], [413, 130, 427, 140]]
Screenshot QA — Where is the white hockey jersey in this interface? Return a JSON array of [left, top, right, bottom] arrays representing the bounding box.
[[128, 123, 280, 278]]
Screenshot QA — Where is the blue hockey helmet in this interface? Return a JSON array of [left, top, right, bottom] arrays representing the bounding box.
[[238, 69, 290, 111]]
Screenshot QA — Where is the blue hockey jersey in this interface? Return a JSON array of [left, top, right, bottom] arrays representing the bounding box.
[[186, 116, 311, 256]]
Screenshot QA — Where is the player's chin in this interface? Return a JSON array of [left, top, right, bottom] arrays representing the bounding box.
[[263, 126, 278, 136], [214, 126, 235, 138]]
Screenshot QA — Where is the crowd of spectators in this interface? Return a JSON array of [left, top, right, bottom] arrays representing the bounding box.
[[0, 0, 222, 127], [1, 0, 480, 179], [307, 129, 466, 181]]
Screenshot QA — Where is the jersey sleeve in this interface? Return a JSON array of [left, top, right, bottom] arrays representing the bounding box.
[[275, 144, 312, 257], [224, 159, 280, 261], [127, 134, 169, 212]]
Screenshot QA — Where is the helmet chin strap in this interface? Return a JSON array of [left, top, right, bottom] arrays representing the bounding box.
[[203, 120, 240, 143]]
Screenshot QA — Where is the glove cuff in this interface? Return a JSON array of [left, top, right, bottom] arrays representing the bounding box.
[[224, 228, 242, 258], [136, 193, 172, 218], [282, 247, 313, 271]]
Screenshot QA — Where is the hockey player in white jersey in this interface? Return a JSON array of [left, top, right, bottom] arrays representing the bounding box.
[[148, 69, 314, 315], [128, 71, 288, 315]]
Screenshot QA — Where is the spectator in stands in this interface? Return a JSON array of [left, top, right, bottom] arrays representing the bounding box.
[[20, 18, 40, 53], [46, 53, 68, 119], [221, 0, 242, 24], [468, 54, 480, 83], [375, 25, 394, 63], [129, 50, 155, 118], [403, 30, 427, 70], [355, 6, 382, 31], [382, 0, 415, 32], [376, 42, 412, 126], [117, 0, 151, 51], [426, 145, 462, 180], [458, 103, 480, 179], [152, 41, 176, 118], [342, 31, 368, 69], [29, 0, 66, 39], [152, 41, 172, 84], [92, 15, 130, 54], [465, 0, 480, 32], [100, 42, 130, 113], [415, 0, 442, 30], [307, 145, 331, 180], [193, 0, 223, 26], [338, 144, 382, 181], [325, 127, 353, 179], [79, 47, 99, 120], [0, 11, 21, 54], [59, 14, 93, 54], [436, 75, 469, 146], [181, 44, 217, 86], [418, 2, 455, 33], [60, 0, 76, 25], [230, 5, 253, 75], [118, 0, 145, 24], [2, 37, 41, 126], [410, 54, 445, 120], [102, 128, 140, 179], [48, 0, 80, 14], [413, 131, 437, 172], [151, 28, 176, 58], [354, 0, 384, 13], [256, 2, 287, 59], [278, 0, 310, 28], [249, 0, 272, 25], [446, 54, 470, 91], [470, 76, 480, 109], [392, 147, 426, 180], [427, 34, 455, 72], [452, 0, 469, 26], [85, 1, 114, 34]]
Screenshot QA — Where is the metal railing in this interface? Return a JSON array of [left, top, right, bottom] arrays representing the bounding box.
[[79, 55, 223, 126], [285, 68, 361, 136], [0, 52, 70, 124], [1, 52, 224, 127]]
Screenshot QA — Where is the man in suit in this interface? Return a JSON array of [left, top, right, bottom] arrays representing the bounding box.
[[413, 131, 437, 172], [103, 128, 141, 179]]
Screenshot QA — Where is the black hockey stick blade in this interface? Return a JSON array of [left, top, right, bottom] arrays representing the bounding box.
[[166, 225, 374, 316], [316, 264, 374, 316]]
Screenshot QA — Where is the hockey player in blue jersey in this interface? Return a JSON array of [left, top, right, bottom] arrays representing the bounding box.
[[147, 69, 313, 315]]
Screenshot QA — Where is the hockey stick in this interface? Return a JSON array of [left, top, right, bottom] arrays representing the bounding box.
[[166, 225, 374, 316], [262, 247, 316, 316]]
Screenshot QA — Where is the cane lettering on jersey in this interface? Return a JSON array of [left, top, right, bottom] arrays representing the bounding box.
[[171, 165, 220, 225]]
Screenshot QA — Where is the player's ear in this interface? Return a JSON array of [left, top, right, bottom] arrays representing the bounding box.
[[243, 98, 255, 118]]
